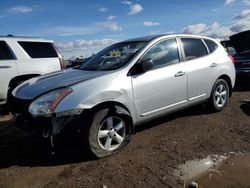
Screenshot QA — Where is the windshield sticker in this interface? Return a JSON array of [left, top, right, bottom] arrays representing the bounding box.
[[122, 49, 138, 53], [110, 50, 122, 57]]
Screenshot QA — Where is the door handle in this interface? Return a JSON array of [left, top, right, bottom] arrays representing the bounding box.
[[210, 63, 218, 68], [0, 65, 11, 69], [175, 71, 186, 77]]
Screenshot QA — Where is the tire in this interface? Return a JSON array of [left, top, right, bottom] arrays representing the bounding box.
[[85, 108, 132, 158], [208, 79, 230, 112]]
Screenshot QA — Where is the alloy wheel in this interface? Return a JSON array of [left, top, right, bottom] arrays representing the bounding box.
[[214, 84, 227, 108], [97, 116, 126, 151]]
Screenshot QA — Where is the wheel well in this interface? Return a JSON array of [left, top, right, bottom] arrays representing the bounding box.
[[218, 75, 232, 97], [89, 101, 135, 134], [9, 74, 40, 88]]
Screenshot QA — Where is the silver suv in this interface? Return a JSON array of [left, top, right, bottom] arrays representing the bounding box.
[[10, 34, 235, 158]]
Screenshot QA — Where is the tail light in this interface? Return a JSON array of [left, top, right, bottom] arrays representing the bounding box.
[[228, 55, 235, 64]]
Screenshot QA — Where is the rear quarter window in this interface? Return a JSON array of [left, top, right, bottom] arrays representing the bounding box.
[[181, 38, 208, 60], [18, 42, 58, 58], [204, 39, 218, 53], [0, 41, 15, 60]]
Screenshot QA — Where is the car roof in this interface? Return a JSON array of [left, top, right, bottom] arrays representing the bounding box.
[[0, 35, 53, 42], [123, 34, 167, 42], [122, 34, 217, 43]]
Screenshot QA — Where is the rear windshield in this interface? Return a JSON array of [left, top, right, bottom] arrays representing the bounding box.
[[18, 41, 58, 58]]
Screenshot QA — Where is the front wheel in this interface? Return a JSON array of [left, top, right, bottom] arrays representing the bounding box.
[[208, 79, 229, 112], [86, 108, 132, 158]]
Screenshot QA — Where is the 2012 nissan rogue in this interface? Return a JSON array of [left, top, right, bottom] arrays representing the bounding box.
[[9, 34, 236, 158]]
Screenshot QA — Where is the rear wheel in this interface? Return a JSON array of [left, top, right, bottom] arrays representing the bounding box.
[[86, 108, 132, 158], [208, 79, 229, 112]]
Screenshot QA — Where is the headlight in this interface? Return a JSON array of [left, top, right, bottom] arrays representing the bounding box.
[[29, 88, 73, 117]]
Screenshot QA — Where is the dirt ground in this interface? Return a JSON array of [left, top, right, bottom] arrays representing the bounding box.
[[0, 78, 250, 188], [195, 153, 250, 187]]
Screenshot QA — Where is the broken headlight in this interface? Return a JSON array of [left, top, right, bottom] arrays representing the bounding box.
[[29, 88, 73, 117]]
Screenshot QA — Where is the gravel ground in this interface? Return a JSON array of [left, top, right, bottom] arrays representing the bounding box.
[[0, 78, 249, 188]]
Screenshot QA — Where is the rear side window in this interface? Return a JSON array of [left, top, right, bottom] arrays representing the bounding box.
[[18, 42, 58, 58], [0, 41, 14, 60], [204, 39, 218, 53], [181, 38, 208, 60]]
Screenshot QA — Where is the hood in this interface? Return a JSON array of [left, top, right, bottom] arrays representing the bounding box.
[[230, 30, 250, 54], [14, 68, 107, 100]]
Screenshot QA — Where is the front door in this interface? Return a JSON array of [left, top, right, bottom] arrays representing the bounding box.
[[131, 38, 187, 118]]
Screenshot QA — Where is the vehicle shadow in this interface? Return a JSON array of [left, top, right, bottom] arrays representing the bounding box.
[[240, 100, 250, 116], [0, 118, 94, 169], [135, 104, 208, 133], [0, 105, 9, 116], [0, 104, 209, 169], [234, 76, 250, 92]]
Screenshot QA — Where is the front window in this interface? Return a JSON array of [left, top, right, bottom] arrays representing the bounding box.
[[80, 41, 146, 71], [141, 38, 180, 68]]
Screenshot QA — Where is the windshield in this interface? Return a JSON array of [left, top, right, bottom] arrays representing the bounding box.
[[80, 41, 146, 71]]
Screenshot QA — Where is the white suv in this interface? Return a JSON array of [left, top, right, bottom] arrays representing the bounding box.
[[0, 35, 63, 105]]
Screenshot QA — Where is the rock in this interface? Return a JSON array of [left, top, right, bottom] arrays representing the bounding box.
[[102, 185, 108, 188], [189, 181, 198, 188]]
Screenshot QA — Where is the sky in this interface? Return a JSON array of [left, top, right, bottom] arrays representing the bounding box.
[[1, 0, 250, 58]]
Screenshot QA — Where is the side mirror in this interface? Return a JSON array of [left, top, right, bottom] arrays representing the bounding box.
[[141, 59, 154, 72], [128, 59, 154, 76]]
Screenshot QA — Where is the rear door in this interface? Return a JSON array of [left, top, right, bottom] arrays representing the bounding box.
[[180, 38, 218, 101], [0, 41, 18, 103], [131, 38, 187, 118]]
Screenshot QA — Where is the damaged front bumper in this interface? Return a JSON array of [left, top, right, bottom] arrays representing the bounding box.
[[9, 95, 84, 136], [11, 110, 84, 136]]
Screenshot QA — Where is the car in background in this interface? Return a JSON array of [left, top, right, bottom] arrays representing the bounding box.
[[229, 30, 250, 77], [65, 57, 91, 69], [220, 40, 236, 56], [10, 34, 235, 158], [0, 35, 63, 105]]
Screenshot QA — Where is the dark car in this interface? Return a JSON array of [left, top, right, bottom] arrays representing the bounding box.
[[230, 30, 250, 76]]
